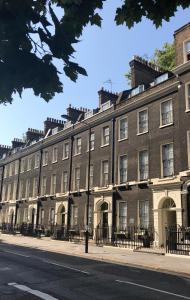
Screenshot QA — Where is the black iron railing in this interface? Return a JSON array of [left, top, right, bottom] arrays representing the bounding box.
[[166, 226, 190, 256]]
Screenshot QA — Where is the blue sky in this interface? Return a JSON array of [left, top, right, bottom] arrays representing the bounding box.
[[0, 1, 190, 145]]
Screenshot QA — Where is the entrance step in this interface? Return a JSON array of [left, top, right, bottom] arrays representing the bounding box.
[[134, 247, 165, 255]]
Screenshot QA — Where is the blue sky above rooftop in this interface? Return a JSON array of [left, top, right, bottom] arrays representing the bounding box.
[[0, 1, 190, 145]]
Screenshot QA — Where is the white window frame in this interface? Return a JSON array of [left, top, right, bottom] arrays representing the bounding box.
[[71, 205, 78, 227], [62, 142, 69, 159], [183, 39, 190, 63], [101, 126, 110, 146], [15, 160, 19, 175], [117, 201, 127, 230], [138, 200, 149, 229], [52, 146, 58, 163], [138, 149, 149, 181], [25, 179, 30, 198], [41, 176, 47, 195], [101, 160, 109, 187], [185, 82, 190, 112], [19, 180, 23, 199], [160, 98, 173, 127], [87, 132, 95, 151], [161, 142, 174, 178], [74, 167, 80, 191], [75, 137, 82, 155], [51, 174, 57, 195], [27, 157, 32, 171], [118, 155, 128, 184], [34, 154, 40, 169], [33, 177, 38, 197], [13, 180, 17, 200], [61, 171, 68, 193], [86, 164, 94, 189], [137, 108, 148, 135], [187, 130, 190, 169], [43, 151, 48, 166], [20, 159, 25, 173], [7, 183, 12, 201], [118, 116, 128, 141]]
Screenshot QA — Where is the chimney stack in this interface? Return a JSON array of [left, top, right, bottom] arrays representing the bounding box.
[[11, 138, 25, 149]]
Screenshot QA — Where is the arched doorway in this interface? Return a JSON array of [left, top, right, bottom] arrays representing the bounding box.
[[30, 208, 35, 228], [99, 202, 109, 240], [159, 197, 177, 246], [57, 205, 66, 226]]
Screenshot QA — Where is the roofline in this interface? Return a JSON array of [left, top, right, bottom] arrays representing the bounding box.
[[174, 22, 190, 36]]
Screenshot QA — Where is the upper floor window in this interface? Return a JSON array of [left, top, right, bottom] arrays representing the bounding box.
[[119, 117, 128, 140], [19, 180, 23, 199], [27, 157, 32, 171], [63, 142, 69, 159], [102, 160, 109, 186], [119, 155, 128, 184], [4, 165, 9, 178], [43, 151, 48, 166], [20, 159, 25, 173], [118, 201, 127, 230], [51, 174, 57, 194], [87, 164, 94, 188], [160, 99, 173, 126], [185, 83, 190, 111], [33, 177, 38, 197], [184, 40, 190, 62], [13, 181, 17, 200], [88, 132, 95, 151], [139, 150, 149, 181], [7, 183, 12, 201], [74, 167, 80, 191], [187, 131, 190, 169], [162, 143, 174, 177], [52, 147, 58, 163], [15, 160, 19, 175], [2, 184, 6, 202], [61, 171, 68, 193], [34, 154, 40, 168], [138, 109, 148, 134], [102, 126, 109, 146], [25, 179, 30, 198], [41, 176, 47, 195], [9, 163, 13, 177], [139, 200, 149, 229], [75, 137, 81, 155]]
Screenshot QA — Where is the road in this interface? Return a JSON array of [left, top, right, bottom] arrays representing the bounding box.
[[0, 242, 189, 300]]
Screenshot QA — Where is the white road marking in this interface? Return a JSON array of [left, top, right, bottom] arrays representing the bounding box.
[[42, 259, 90, 275], [8, 283, 59, 300], [2, 249, 30, 258], [116, 280, 190, 299]]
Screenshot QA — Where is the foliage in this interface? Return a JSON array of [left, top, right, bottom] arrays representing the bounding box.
[[0, 0, 188, 104]]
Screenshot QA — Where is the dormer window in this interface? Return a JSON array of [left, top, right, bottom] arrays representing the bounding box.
[[184, 40, 190, 62]]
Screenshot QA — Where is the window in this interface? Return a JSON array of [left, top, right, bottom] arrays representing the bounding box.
[[71, 205, 78, 226], [20, 159, 25, 173], [88, 205, 93, 228], [119, 117, 128, 140], [75, 137, 82, 155], [33, 177, 38, 197], [52, 147, 58, 163], [88, 132, 95, 151], [41, 176, 47, 195], [187, 131, 190, 169], [51, 174, 57, 194], [87, 164, 94, 188], [138, 109, 148, 134], [118, 202, 127, 230], [4, 165, 9, 178], [40, 209, 45, 225], [119, 155, 127, 184], [161, 99, 173, 126], [74, 168, 80, 191], [139, 200, 149, 228], [63, 143, 69, 159], [50, 208, 55, 225], [185, 83, 190, 111], [19, 180, 23, 199], [27, 157, 32, 171], [9, 163, 13, 177], [102, 160, 109, 186], [25, 179, 30, 198], [42, 151, 48, 166], [102, 126, 109, 146], [2, 184, 6, 202], [61, 171, 68, 193], [184, 40, 190, 62], [162, 143, 174, 177], [35, 154, 40, 168], [139, 150, 149, 181], [15, 160, 19, 175], [7, 183, 12, 201], [13, 181, 17, 200], [23, 208, 28, 223]]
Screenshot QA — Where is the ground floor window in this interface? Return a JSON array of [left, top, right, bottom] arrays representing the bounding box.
[[71, 205, 78, 227], [139, 200, 149, 228], [118, 202, 127, 230]]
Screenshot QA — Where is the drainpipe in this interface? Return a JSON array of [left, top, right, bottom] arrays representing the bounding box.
[[67, 136, 74, 231], [14, 158, 21, 226], [111, 117, 116, 239]]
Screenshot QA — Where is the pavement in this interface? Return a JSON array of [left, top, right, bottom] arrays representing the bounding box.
[[0, 233, 190, 278]]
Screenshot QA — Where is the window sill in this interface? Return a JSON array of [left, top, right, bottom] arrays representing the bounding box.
[[34, 166, 39, 169], [159, 123, 173, 129], [137, 131, 148, 136], [73, 153, 81, 157], [86, 149, 95, 153], [118, 138, 128, 142], [52, 161, 58, 164], [42, 164, 48, 167], [185, 109, 190, 113], [158, 176, 176, 182], [101, 144, 109, 148], [62, 157, 69, 161]]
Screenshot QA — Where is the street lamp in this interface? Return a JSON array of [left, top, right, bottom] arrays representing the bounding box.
[[61, 114, 91, 253]]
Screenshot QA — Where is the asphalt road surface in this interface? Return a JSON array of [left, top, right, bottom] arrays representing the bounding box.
[[0, 242, 189, 300]]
